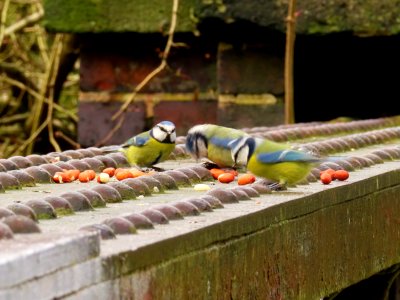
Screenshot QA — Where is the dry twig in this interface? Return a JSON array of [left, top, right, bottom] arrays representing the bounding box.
[[94, 114, 126, 147], [55, 130, 80, 149], [4, 4, 44, 37], [1, 0, 78, 157], [0, 112, 29, 124], [2, 75, 78, 122], [94, 0, 179, 147], [46, 34, 64, 152], [284, 0, 297, 124], [112, 0, 179, 121], [13, 116, 49, 154], [25, 31, 64, 153], [0, 0, 11, 46]]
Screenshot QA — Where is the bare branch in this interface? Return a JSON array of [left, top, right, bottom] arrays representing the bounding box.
[[1, 1, 77, 157], [2, 75, 78, 122], [0, 0, 11, 46], [47, 34, 64, 152], [4, 6, 44, 37], [26, 33, 64, 154], [94, 114, 125, 147], [55, 130, 80, 149], [111, 0, 179, 121], [0, 61, 39, 91], [12, 118, 49, 155], [0, 112, 30, 124]]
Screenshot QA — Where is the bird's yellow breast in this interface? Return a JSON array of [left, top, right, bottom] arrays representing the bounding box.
[[247, 156, 313, 185], [123, 139, 175, 167], [208, 143, 235, 168]]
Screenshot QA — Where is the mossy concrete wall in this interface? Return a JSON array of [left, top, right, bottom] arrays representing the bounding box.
[[43, 0, 198, 33], [98, 169, 400, 299], [44, 0, 400, 35]]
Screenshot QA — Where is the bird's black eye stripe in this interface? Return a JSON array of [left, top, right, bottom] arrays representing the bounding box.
[[247, 138, 256, 161], [195, 140, 199, 157], [234, 138, 256, 163], [193, 133, 207, 157], [234, 146, 241, 163], [186, 135, 193, 151], [159, 126, 175, 133], [200, 134, 208, 149], [195, 136, 201, 157]]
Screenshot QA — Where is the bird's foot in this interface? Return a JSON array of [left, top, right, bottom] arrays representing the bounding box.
[[259, 179, 287, 191], [269, 183, 287, 191], [232, 165, 247, 173], [141, 166, 166, 172], [201, 161, 220, 170]]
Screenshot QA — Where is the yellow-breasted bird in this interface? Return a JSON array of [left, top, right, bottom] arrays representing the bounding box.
[[230, 136, 332, 187], [103, 121, 176, 168]]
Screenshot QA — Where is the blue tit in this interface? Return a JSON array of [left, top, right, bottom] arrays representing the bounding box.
[[185, 124, 249, 168], [104, 121, 176, 168], [230, 136, 326, 186]]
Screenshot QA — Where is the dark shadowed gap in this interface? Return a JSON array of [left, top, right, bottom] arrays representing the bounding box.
[[294, 33, 400, 122]]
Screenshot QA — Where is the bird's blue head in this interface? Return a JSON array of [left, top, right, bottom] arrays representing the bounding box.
[[151, 121, 176, 143], [185, 125, 209, 160], [159, 120, 175, 128]]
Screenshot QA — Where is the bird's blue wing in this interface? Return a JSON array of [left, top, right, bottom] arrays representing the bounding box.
[[210, 137, 238, 149], [257, 150, 321, 164], [123, 132, 150, 148]]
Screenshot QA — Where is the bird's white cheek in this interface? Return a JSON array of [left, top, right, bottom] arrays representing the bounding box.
[[152, 127, 163, 141], [236, 148, 249, 166], [197, 140, 208, 158], [170, 132, 176, 142]]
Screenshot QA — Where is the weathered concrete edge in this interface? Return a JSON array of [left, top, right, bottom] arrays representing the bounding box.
[[0, 258, 104, 300], [63, 180, 400, 299], [0, 231, 100, 289], [1, 168, 399, 299], [62, 279, 117, 300], [103, 168, 400, 276]]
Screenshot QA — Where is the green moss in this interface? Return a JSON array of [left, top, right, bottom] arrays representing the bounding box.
[[44, 0, 400, 35], [44, 0, 198, 33], [97, 174, 400, 299], [36, 213, 57, 220], [54, 208, 75, 216], [298, 0, 400, 35]]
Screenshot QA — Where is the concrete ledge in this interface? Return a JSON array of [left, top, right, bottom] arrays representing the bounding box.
[[2, 161, 400, 299], [100, 165, 400, 272], [0, 258, 104, 300], [0, 232, 100, 290], [69, 162, 400, 299]]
